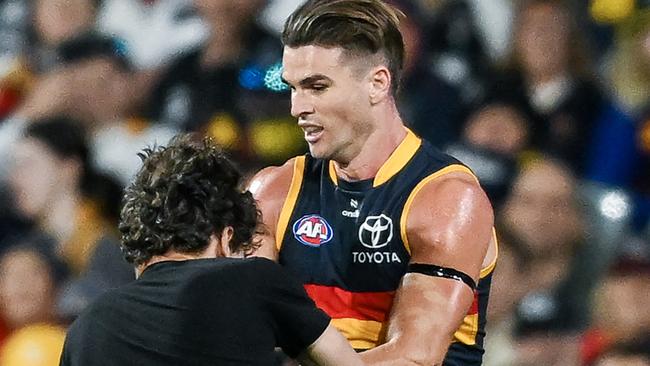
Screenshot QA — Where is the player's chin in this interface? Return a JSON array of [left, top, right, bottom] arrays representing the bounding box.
[[307, 143, 332, 160]]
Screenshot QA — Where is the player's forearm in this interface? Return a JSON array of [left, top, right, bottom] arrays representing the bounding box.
[[302, 324, 365, 366], [360, 338, 447, 366]]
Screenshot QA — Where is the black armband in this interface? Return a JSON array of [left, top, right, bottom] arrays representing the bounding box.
[[407, 263, 477, 291]]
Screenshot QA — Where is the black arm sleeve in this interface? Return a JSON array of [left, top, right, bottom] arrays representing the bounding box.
[[253, 258, 330, 358]]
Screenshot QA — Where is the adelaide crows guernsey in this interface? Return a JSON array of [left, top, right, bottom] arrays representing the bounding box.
[[276, 129, 496, 364]]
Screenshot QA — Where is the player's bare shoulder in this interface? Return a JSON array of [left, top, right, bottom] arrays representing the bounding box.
[[247, 157, 298, 211], [246, 157, 303, 260]]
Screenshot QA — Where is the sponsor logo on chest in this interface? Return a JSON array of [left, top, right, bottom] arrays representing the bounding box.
[[353, 214, 401, 264]]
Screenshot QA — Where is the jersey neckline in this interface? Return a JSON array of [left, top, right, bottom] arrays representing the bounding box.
[[328, 128, 422, 188]]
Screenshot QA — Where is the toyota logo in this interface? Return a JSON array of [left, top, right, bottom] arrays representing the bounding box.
[[358, 214, 393, 249]]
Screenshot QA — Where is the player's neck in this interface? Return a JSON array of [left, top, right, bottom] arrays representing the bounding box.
[[333, 116, 407, 182]]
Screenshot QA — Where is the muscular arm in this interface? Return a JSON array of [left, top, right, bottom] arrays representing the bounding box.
[[361, 173, 494, 365], [246, 159, 296, 261]]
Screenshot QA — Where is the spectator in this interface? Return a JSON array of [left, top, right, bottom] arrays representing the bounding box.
[[584, 239, 650, 363], [446, 102, 530, 205], [144, 0, 304, 171], [0, 244, 67, 332], [426, 0, 492, 109], [5, 117, 132, 317], [485, 0, 625, 175], [387, 0, 465, 148], [29, 0, 99, 72]]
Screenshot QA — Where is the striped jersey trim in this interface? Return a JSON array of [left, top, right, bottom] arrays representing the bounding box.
[[330, 318, 386, 350], [327, 128, 422, 187], [304, 284, 395, 322], [275, 156, 306, 250]]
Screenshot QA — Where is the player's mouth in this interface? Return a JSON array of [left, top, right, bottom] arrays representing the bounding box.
[[300, 125, 324, 143]]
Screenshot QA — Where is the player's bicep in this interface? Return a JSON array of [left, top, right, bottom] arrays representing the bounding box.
[[407, 176, 494, 281]]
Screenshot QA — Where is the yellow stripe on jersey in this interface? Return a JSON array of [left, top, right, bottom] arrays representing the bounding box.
[[327, 128, 421, 187], [331, 318, 387, 350], [373, 128, 421, 187], [399, 164, 478, 254], [275, 156, 306, 250], [480, 229, 499, 279], [453, 313, 480, 346]]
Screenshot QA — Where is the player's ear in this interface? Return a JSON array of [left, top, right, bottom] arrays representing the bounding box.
[[368, 65, 391, 105]]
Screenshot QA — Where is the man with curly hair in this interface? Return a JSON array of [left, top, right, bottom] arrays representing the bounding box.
[[59, 135, 363, 366]]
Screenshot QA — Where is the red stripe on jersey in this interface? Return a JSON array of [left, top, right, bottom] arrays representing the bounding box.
[[304, 284, 395, 322], [468, 291, 479, 315]]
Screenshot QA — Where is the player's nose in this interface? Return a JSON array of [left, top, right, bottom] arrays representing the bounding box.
[[290, 92, 314, 118]]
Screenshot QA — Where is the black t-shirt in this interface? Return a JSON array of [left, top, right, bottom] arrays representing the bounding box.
[[60, 257, 329, 366]]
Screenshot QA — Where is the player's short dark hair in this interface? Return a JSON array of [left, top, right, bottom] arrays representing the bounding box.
[[119, 134, 260, 265], [282, 0, 405, 95]]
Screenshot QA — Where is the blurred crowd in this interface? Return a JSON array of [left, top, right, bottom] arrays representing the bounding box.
[[0, 0, 648, 365]]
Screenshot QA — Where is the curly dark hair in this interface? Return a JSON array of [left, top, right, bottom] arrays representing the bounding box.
[[119, 134, 260, 265]]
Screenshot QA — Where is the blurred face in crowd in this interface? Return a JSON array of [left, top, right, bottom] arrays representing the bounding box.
[[65, 57, 131, 124], [0, 249, 56, 329], [594, 273, 650, 340], [515, 2, 570, 79], [8, 138, 78, 220], [35, 0, 96, 46], [502, 159, 582, 256], [283, 46, 379, 162], [464, 104, 529, 156]]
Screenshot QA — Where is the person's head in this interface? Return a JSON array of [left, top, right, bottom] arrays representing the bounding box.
[[593, 247, 650, 341], [281, 0, 405, 161], [119, 134, 260, 266], [33, 0, 99, 46], [501, 156, 583, 257], [513, 0, 590, 81], [56, 33, 132, 124], [0, 244, 67, 330], [8, 117, 89, 221], [463, 103, 530, 156]]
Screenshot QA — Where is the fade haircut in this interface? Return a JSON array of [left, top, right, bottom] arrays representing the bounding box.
[[119, 134, 260, 265], [282, 0, 405, 95]]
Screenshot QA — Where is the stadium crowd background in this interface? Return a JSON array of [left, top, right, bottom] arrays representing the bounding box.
[[0, 0, 648, 365]]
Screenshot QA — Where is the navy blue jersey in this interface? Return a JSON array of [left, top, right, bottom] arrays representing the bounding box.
[[276, 129, 496, 364]]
